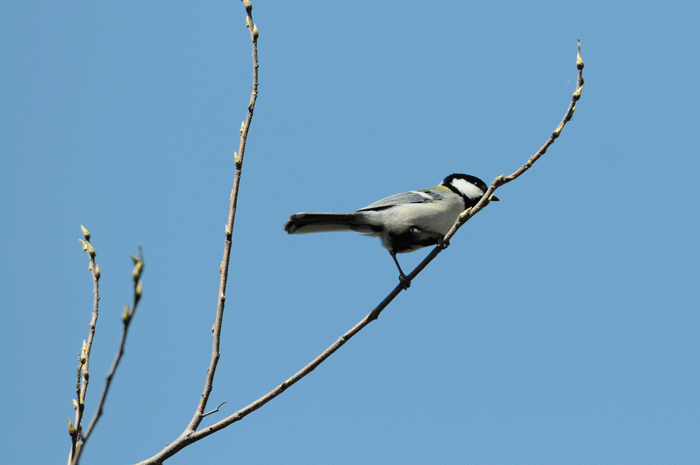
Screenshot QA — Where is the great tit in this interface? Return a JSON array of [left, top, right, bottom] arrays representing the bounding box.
[[284, 174, 498, 287]]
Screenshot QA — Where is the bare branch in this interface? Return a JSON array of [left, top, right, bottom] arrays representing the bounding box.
[[68, 226, 101, 465], [134, 4, 259, 463], [156, 285, 405, 444], [185, 0, 259, 435], [403, 40, 585, 284], [70, 247, 144, 465], [222, 39, 586, 431], [135, 40, 586, 465], [202, 401, 228, 419]]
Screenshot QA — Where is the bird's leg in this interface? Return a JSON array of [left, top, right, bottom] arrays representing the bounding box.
[[390, 252, 411, 290], [409, 226, 449, 249]]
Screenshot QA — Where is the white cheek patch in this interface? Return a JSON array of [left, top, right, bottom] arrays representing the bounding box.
[[451, 178, 485, 200]]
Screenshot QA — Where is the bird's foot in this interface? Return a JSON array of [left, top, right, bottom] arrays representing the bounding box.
[[438, 237, 450, 250], [399, 273, 411, 290]]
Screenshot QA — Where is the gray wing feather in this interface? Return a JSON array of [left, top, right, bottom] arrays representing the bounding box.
[[356, 189, 445, 212]]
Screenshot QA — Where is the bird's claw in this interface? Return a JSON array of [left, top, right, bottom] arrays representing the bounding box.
[[399, 274, 411, 290], [438, 237, 450, 249]]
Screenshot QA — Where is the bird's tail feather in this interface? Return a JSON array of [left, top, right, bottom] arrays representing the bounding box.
[[284, 212, 377, 234]]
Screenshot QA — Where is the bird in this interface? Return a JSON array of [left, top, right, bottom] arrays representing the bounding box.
[[284, 174, 498, 288]]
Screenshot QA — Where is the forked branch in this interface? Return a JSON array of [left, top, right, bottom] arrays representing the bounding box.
[[67, 226, 101, 465], [69, 241, 144, 465], [137, 40, 585, 464], [185, 0, 259, 434], [135, 2, 260, 464]]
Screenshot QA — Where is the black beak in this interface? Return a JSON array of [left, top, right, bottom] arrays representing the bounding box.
[[491, 195, 500, 201]]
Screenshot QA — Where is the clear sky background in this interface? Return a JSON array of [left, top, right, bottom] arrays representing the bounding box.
[[1, 1, 699, 464]]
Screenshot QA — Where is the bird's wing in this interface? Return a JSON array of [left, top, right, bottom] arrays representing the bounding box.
[[356, 187, 449, 212]]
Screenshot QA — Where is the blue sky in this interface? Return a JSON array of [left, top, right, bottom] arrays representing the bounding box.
[[1, 1, 699, 463]]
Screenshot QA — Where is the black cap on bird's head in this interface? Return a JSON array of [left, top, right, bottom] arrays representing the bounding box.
[[441, 173, 499, 203]]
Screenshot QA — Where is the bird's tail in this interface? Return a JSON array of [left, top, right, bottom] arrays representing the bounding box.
[[284, 212, 378, 235]]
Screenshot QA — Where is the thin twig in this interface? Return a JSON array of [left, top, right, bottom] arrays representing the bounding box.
[[70, 247, 144, 465], [187, 0, 259, 434], [202, 401, 228, 419], [445, 40, 585, 240], [134, 4, 259, 464], [68, 226, 101, 465], [218, 39, 586, 428], [135, 40, 585, 465], [387, 42, 585, 289]]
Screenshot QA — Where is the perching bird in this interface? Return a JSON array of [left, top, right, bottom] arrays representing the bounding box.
[[284, 174, 498, 287]]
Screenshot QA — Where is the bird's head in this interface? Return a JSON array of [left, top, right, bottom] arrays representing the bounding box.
[[441, 173, 499, 206]]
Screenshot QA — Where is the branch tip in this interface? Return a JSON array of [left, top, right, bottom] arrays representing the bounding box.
[[132, 259, 143, 280], [576, 40, 584, 70], [202, 401, 228, 418], [137, 35, 583, 465]]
